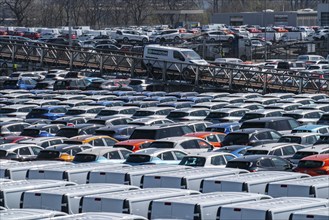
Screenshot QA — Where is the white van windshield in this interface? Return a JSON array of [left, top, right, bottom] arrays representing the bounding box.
[[182, 51, 201, 60]]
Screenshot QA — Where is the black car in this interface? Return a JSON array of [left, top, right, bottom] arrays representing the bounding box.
[[56, 124, 103, 138], [226, 155, 293, 172], [221, 128, 282, 146]]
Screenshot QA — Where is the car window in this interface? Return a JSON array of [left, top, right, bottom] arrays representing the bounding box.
[[181, 140, 198, 149], [159, 152, 175, 160], [105, 151, 121, 159], [196, 140, 213, 149], [224, 154, 235, 162], [306, 136, 317, 144], [272, 148, 283, 156], [41, 141, 49, 148], [92, 138, 105, 146], [173, 151, 187, 160], [211, 155, 226, 165], [104, 138, 117, 146], [271, 157, 288, 167], [255, 132, 271, 140], [270, 131, 281, 139], [120, 150, 131, 159], [282, 146, 295, 155], [259, 158, 273, 167], [31, 147, 41, 155], [49, 139, 63, 146], [206, 135, 218, 143], [19, 147, 31, 155]]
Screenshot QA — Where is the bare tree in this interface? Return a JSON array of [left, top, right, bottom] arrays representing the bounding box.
[[2, 0, 34, 26]]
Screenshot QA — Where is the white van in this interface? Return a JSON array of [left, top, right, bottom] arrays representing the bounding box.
[[80, 188, 199, 217], [219, 197, 329, 220], [21, 183, 138, 214], [0, 208, 67, 219], [52, 212, 148, 220], [141, 167, 248, 191], [266, 175, 329, 199], [142, 45, 210, 76], [0, 161, 69, 180], [27, 163, 127, 184], [87, 165, 191, 187], [201, 171, 309, 193], [150, 192, 271, 220], [290, 207, 329, 220], [0, 180, 74, 208]]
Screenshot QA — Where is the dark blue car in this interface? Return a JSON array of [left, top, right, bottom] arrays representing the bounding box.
[[3, 77, 37, 90], [25, 106, 67, 120]]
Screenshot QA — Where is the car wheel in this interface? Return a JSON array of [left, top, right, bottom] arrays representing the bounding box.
[[228, 37, 234, 43], [123, 37, 129, 43], [142, 38, 148, 44], [155, 38, 161, 44]]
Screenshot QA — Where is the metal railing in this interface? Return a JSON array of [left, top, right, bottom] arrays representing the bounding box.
[[0, 40, 328, 94]]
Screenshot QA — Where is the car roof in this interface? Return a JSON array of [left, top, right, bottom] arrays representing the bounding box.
[[231, 128, 275, 134], [134, 148, 184, 156], [230, 155, 280, 161], [281, 132, 320, 138], [242, 116, 294, 122]]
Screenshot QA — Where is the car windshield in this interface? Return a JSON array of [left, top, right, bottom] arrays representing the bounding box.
[[0, 108, 16, 114], [283, 114, 303, 119], [226, 161, 252, 169], [56, 128, 79, 138], [240, 122, 266, 129], [30, 109, 48, 114], [179, 157, 206, 167], [278, 136, 301, 144], [148, 142, 174, 148], [292, 151, 317, 160], [37, 150, 60, 159], [182, 51, 201, 60], [125, 154, 151, 163], [66, 110, 85, 115], [130, 130, 156, 139], [244, 150, 269, 155], [242, 113, 264, 121], [134, 111, 154, 117], [298, 160, 324, 168]]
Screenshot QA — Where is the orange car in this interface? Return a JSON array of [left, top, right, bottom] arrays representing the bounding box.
[[294, 154, 329, 176], [113, 139, 155, 152], [183, 132, 226, 148]]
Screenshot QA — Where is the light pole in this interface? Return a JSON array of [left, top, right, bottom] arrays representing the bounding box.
[[68, 0, 72, 47], [264, 0, 267, 61]]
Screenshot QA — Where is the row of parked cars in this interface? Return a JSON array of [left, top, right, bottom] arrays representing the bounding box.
[[0, 76, 329, 176]]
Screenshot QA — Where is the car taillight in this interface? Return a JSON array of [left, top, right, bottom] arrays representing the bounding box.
[[67, 123, 74, 127]]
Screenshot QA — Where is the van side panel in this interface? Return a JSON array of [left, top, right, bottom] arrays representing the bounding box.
[[23, 193, 62, 211], [291, 213, 329, 220]]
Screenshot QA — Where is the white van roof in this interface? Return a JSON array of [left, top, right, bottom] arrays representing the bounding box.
[[270, 175, 329, 187], [145, 44, 194, 52], [53, 212, 148, 219], [0, 208, 67, 219], [221, 197, 329, 212], [291, 207, 329, 220], [0, 180, 74, 192]]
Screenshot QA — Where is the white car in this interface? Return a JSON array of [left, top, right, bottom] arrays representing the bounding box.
[[115, 30, 149, 44], [205, 31, 235, 42], [149, 29, 181, 43], [313, 29, 329, 40], [179, 152, 237, 167]]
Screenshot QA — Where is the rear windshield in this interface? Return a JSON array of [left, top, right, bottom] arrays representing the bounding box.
[[30, 109, 48, 114], [130, 130, 156, 139], [37, 150, 60, 159], [129, 80, 143, 86], [240, 122, 266, 129], [206, 127, 225, 133], [66, 110, 85, 115], [298, 160, 324, 168], [64, 140, 83, 145], [148, 142, 174, 148], [320, 115, 329, 121], [226, 161, 252, 169], [133, 111, 154, 117], [222, 133, 249, 145], [283, 114, 303, 120], [179, 157, 206, 167], [167, 112, 188, 118], [244, 150, 269, 155], [3, 80, 18, 86], [73, 154, 96, 162], [242, 113, 264, 121], [56, 129, 79, 138], [88, 120, 106, 125], [292, 151, 317, 159], [97, 110, 118, 116], [207, 112, 229, 118], [125, 154, 151, 163], [20, 129, 40, 136]]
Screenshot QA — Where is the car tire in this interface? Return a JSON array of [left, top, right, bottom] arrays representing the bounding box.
[[174, 36, 180, 42], [123, 37, 129, 43], [142, 38, 148, 44], [155, 38, 161, 44]]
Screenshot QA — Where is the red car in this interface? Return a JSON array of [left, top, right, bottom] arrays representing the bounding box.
[[113, 139, 154, 152], [294, 154, 329, 176], [183, 132, 226, 148], [0, 30, 7, 36], [0, 136, 31, 145], [23, 32, 41, 40]]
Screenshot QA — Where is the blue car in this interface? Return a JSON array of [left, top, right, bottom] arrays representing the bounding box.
[[3, 77, 37, 90], [291, 124, 329, 134], [213, 145, 253, 157], [25, 106, 67, 120], [205, 122, 241, 134]]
